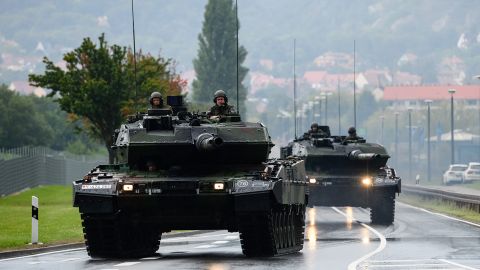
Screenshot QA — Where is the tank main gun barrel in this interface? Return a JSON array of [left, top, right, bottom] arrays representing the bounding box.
[[195, 133, 224, 152], [348, 150, 379, 160]]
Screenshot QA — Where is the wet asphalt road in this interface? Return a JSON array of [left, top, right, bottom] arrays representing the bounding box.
[[1, 202, 479, 270]]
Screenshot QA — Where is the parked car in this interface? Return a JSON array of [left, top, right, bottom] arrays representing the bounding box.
[[443, 164, 467, 185], [463, 162, 480, 183]]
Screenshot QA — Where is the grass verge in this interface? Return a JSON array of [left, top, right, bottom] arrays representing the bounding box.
[[0, 185, 83, 251], [398, 193, 480, 224]]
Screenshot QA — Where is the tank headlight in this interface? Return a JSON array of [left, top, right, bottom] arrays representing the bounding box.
[[361, 177, 372, 186], [214, 183, 224, 190], [123, 184, 134, 191], [309, 178, 317, 184]]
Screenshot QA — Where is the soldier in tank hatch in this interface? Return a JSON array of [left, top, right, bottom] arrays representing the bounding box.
[[149, 91, 172, 110], [344, 126, 360, 141], [208, 90, 236, 119]]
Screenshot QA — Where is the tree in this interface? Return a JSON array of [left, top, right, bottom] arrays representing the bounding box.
[[0, 84, 54, 148], [29, 34, 183, 162], [192, 0, 249, 114]]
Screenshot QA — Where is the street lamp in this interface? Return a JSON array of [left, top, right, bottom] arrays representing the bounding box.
[[314, 96, 321, 123], [448, 88, 456, 164], [408, 108, 412, 182], [380, 115, 385, 145], [395, 111, 399, 168], [474, 75, 480, 161], [425, 99, 433, 182], [322, 92, 332, 126]]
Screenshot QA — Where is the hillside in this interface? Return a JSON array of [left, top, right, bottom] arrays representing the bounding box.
[[1, 0, 480, 85]]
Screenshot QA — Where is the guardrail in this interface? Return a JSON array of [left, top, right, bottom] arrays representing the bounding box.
[[402, 184, 480, 213]]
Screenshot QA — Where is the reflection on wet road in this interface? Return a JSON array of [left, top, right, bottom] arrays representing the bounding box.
[[1, 203, 480, 269]]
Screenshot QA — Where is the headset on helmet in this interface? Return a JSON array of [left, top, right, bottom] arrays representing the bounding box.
[[213, 89, 228, 103], [348, 127, 356, 134]]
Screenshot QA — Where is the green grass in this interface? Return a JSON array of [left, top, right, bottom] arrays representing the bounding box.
[[463, 181, 480, 190], [398, 194, 480, 224], [0, 185, 83, 251]]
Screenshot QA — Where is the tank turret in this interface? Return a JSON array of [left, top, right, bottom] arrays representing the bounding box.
[[73, 96, 308, 258]]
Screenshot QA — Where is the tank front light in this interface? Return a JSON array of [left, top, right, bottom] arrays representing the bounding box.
[[123, 184, 134, 191], [309, 178, 317, 184], [214, 183, 224, 190], [361, 177, 372, 186]]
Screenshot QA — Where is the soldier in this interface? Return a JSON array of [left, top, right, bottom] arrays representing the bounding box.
[[149, 91, 164, 109], [345, 126, 360, 141], [309, 123, 320, 134], [302, 122, 325, 139], [209, 90, 236, 119]]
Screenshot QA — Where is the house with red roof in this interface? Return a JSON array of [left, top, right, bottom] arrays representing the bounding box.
[[383, 85, 480, 110]]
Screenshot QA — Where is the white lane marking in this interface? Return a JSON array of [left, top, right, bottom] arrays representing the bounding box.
[[140, 257, 162, 260], [331, 207, 387, 270], [225, 235, 239, 240], [212, 241, 229, 244], [28, 261, 44, 264], [194, 244, 217, 249], [0, 248, 85, 262], [369, 259, 439, 262], [399, 202, 480, 228], [58, 257, 85, 262], [439, 259, 479, 270], [162, 233, 232, 242], [366, 263, 451, 267], [113, 262, 141, 267]]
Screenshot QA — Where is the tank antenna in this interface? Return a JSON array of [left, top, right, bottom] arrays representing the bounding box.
[[293, 39, 297, 140], [353, 39, 356, 128], [235, 0, 240, 114], [131, 0, 138, 109]]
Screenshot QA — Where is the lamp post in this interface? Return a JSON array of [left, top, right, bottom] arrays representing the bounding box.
[[380, 115, 385, 145], [408, 108, 412, 182], [448, 88, 456, 164], [425, 99, 433, 182], [474, 75, 480, 161], [308, 101, 314, 125], [395, 111, 399, 168]]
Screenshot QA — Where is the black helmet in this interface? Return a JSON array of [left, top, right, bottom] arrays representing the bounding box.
[[310, 123, 319, 129], [213, 89, 228, 103], [149, 91, 163, 106], [348, 127, 356, 135]]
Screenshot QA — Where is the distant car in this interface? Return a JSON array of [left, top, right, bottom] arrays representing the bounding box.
[[443, 164, 467, 185], [463, 162, 480, 183]]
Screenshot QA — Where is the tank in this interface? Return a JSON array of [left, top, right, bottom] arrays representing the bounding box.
[[73, 96, 308, 258], [281, 125, 401, 225]]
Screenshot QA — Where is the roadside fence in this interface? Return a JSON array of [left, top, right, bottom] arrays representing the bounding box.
[[0, 146, 106, 196]]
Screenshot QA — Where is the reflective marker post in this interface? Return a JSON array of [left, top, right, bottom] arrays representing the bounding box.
[[31, 196, 38, 244]]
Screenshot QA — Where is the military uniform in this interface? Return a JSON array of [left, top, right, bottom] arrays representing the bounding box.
[[209, 89, 236, 117], [209, 104, 235, 116]]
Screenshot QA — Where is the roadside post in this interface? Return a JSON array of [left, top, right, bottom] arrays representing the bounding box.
[[31, 196, 38, 244]]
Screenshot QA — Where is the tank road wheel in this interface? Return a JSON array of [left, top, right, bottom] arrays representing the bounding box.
[[370, 195, 396, 225], [294, 205, 306, 248], [81, 213, 161, 258], [238, 205, 306, 257]]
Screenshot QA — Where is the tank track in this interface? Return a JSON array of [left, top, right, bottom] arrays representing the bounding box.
[[81, 213, 161, 258], [370, 194, 395, 225], [238, 205, 305, 257]]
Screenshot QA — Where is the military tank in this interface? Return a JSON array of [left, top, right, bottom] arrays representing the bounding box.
[[281, 125, 401, 225], [73, 96, 307, 258]]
